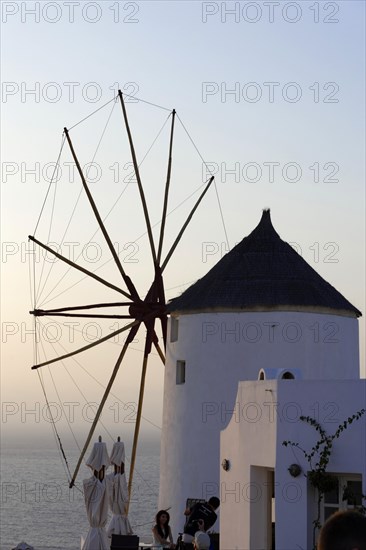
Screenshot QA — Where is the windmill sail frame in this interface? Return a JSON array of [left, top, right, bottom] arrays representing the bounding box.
[[29, 90, 215, 499]]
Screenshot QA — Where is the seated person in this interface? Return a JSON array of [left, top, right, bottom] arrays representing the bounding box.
[[182, 497, 220, 543], [152, 510, 175, 548]]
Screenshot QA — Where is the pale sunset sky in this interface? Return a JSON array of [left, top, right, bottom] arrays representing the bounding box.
[[1, 1, 365, 452]]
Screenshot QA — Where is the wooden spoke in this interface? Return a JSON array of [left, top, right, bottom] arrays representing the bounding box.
[[153, 338, 166, 364], [155, 270, 168, 349], [31, 312, 133, 320], [64, 127, 140, 302], [161, 176, 214, 272], [144, 267, 165, 307], [32, 320, 140, 370], [127, 337, 151, 509], [118, 91, 157, 265], [69, 323, 140, 488], [29, 236, 132, 300], [33, 302, 132, 314], [31, 102, 215, 500], [157, 110, 176, 264], [159, 315, 168, 351]]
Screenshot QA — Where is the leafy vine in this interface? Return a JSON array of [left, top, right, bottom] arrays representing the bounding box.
[[282, 408, 365, 549]]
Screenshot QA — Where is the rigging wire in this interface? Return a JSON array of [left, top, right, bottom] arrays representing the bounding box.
[[37, 321, 158, 494], [68, 97, 116, 131], [33, 132, 64, 311], [37, 111, 222, 308], [39, 312, 159, 357], [37, 110, 171, 306], [47, 363, 82, 452], [36, 338, 83, 493], [36, 360, 74, 486], [33, 133, 66, 236], [39, 112, 172, 308], [28, 239, 37, 365], [213, 179, 230, 252], [30, 100, 226, 498], [165, 279, 198, 294], [176, 113, 230, 250], [68, 92, 171, 132], [39, 316, 162, 431], [123, 456, 159, 499], [43, 325, 126, 455], [35, 158, 59, 303], [34, 104, 216, 305], [37, 99, 118, 307], [38, 327, 113, 486], [123, 93, 171, 112], [39, 178, 207, 308], [135, 180, 208, 248]]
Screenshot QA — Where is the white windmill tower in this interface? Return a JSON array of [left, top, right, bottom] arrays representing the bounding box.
[[158, 208, 361, 535]]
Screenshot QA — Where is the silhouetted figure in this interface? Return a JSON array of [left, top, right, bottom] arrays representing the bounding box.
[[318, 511, 366, 550]]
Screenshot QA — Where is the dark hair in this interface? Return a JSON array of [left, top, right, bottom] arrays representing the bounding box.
[[155, 510, 170, 540], [208, 496, 220, 509], [318, 511, 366, 550]]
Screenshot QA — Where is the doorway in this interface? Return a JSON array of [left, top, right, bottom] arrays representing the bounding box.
[[249, 467, 275, 550]]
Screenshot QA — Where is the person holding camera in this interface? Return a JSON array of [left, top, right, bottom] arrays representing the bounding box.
[[182, 497, 220, 545]]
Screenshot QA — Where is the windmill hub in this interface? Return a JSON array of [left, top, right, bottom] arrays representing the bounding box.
[[129, 302, 166, 321]]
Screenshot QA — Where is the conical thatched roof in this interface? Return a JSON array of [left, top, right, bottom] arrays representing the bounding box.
[[168, 209, 361, 317]]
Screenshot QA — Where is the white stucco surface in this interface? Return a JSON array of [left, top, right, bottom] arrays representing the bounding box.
[[158, 311, 360, 537], [220, 379, 366, 550]]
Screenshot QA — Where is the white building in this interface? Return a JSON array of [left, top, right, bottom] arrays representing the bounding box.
[[158, 209, 363, 542], [220, 379, 366, 550]]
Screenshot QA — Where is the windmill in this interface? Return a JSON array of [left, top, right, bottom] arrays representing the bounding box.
[[28, 90, 215, 501]]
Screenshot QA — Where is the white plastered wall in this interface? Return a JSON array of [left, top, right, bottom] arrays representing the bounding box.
[[220, 379, 366, 550], [159, 311, 359, 537]]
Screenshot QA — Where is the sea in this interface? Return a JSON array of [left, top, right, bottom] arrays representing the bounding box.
[[0, 447, 160, 550]]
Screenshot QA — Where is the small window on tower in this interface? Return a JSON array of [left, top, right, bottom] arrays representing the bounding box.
[[170, 317, 179, 342], [282, 371, 295, 380], [176, 360, 185, 384]]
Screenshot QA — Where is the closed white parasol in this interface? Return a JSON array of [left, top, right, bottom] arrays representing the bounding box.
[[82, 436, 110, 550], [106, 437, 133, 537]]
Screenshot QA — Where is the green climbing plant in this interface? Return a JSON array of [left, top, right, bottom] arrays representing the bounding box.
[[282, 408, 366, 550]]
